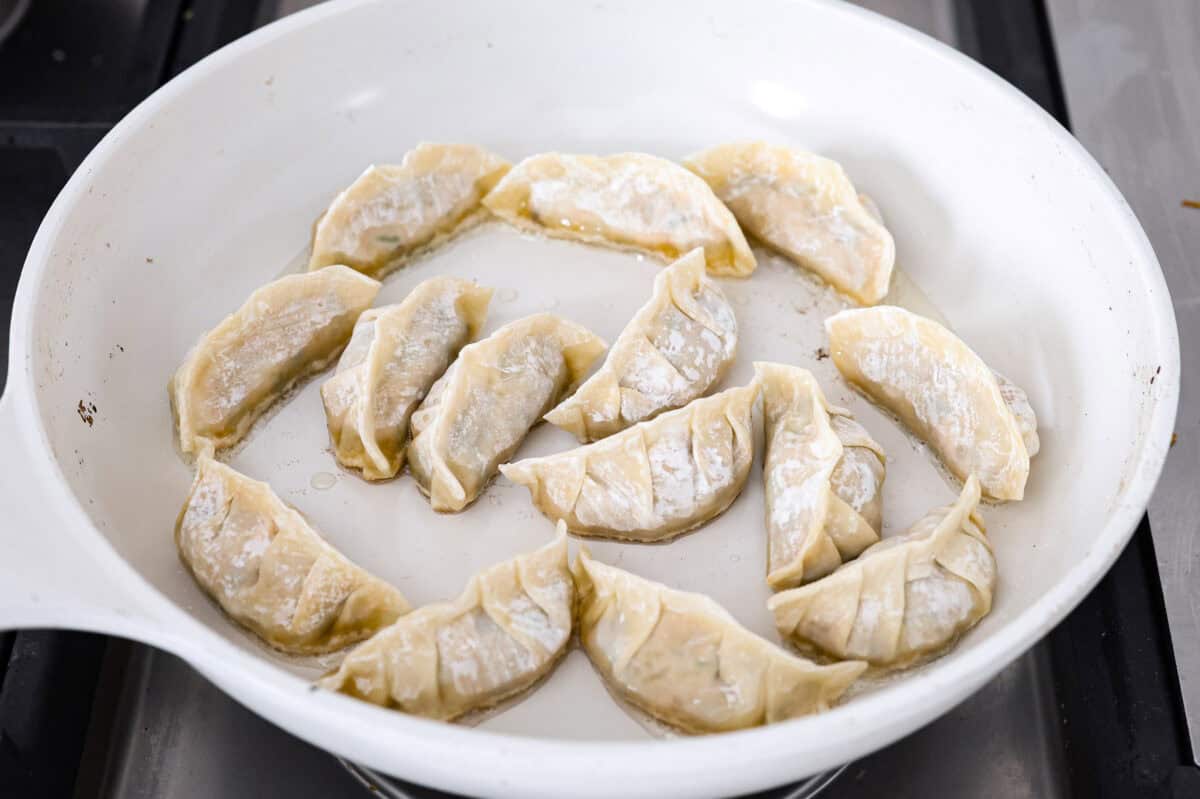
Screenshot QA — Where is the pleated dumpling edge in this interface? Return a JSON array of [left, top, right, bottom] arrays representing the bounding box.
[[318, 525, 573, 721], [483, 151, 756, 277]]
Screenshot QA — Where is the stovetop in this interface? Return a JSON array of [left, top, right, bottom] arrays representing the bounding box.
[[1, 2, 1196, 797]]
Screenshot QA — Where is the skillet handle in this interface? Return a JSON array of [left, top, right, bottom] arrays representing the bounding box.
[[0, 392, 173, 644]]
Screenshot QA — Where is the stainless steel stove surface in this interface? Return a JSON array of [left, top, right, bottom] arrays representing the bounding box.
[[1, 2, 1196, 798], [87, 638, 1067, 798]]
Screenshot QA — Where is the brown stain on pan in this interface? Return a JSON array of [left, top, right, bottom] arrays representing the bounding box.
[[76, 399, 97, 427]]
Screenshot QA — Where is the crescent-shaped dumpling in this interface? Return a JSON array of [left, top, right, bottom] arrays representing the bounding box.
[[684, 142, 894, 304], [502, 381, 759, 542], [176, 457, 409, 655], [825, 306, 1038, 501], [544, 248, 737, 442], [483, 152, 756, 276], [769, 475, 996, 668], [574, 551, 865, 733], [756, 362, 885, 590], [408, 313, 607, 512], [319, 528, 572, 720], [171, 265, 380, 457], [321, 277, 492, 480], [309, 143, 511, 278]]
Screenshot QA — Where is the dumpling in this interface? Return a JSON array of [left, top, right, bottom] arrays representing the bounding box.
[[544, 248, 738, 442], [482, 152, 756, 277], [319, 527, 572, 720], [171, 265, 380, 458], [684, 142, 895, 304], [408, 313, 607, 512], [825, 306, 1038, 501], [176, 457, 409, 655], [501, 381, 759, 541], [756, 362, 885, 590], [309, 143, 511, 277], [769, 475, 995, 668], [994, 370, 1042, 459], [321, 277, 493, 480], [574, 551, 866, 733]]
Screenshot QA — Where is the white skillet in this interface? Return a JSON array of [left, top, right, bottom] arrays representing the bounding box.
[[0, 1, 1178, 797]]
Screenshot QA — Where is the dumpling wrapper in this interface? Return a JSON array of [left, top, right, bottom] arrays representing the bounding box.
[[309, 143, 511, 278], [756, 362, 885, 590], [171, 265, 380, 458], [176, 457, 408, 655], [408, 313, 607, 512], [319, 527, 573, 721], [574, 551, 866, 733], [684, 142, 895, 304], [769, 475, 995, 668], [482, 152, 756, 277], [825, 306, 1038, 501], [544, 248, 738, 442], [321, 277, 493, 480], [501, 382, 759, 542], [994, 370, 1042, 461]]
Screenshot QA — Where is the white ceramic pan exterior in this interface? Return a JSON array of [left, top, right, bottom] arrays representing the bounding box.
[[0, 1, 1178, 797]]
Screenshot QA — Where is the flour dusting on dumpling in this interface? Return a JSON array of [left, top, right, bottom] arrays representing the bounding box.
[[322, 277, 492, 480], [826, 306, 1036, 501], [319, 529, 572, 720], [483, 152, 755, 276], [408, 313, 606, 512], [756, 362, 885, 590], [685, 142, 894, 303], [502, 381, 758, 542], [545, 248, 737, 442], [769, 475, 996, 668], [574, 551, 865, 733], [170, 265, 380, 458], [176, 457, 408, 655], [310, 143, 510, 277]]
